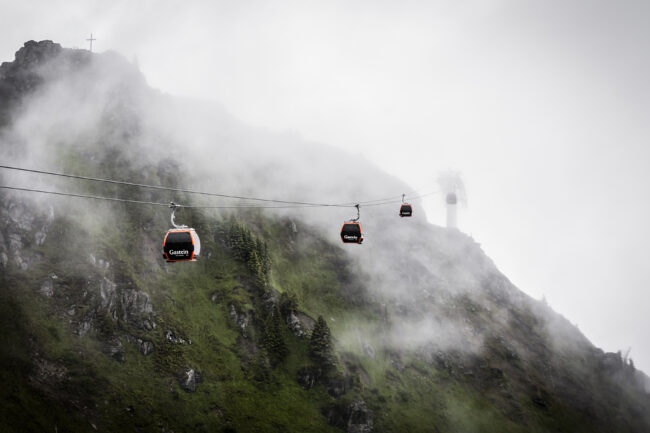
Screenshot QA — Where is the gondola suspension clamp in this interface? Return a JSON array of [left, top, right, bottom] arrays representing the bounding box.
[[351, 204, 360, 222], [169, 202, 188, 229]]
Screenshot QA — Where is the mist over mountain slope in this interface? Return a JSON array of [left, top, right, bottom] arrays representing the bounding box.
[[1, 40, 649, 433]]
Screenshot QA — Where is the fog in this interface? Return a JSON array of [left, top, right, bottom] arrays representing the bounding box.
[[1, 0, 649, 373]]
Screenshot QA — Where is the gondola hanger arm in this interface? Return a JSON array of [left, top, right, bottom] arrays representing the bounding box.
[[169, 202, 188, 229], [350, 203, 360, 222]]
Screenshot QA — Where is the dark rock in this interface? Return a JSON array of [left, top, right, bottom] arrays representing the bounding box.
[[286, 311, 306, 337], [165, 329, 190, 345], [99, 277, 118, 311], [389, 352, 405, 372], [40, 280, 54, 297], [120, 288, 153, 326], [138, 339, 154, 356], [324, 374, 354, 397], [228, 304, 249, 337], [297, 366, 319, 390], [530, 385, 551, 410], [260, 289, 277, 314], [29, 356, 68, 386], [97, 276, 155, 329], [348, 400, 374, 433], [179, 368, 203, 393], [324, 400, 374, 433], [103, 338, 125, 363]]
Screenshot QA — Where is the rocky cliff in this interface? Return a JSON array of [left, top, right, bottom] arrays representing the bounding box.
[[0, 40, 649, 433]]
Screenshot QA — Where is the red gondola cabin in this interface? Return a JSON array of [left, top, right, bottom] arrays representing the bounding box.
[[399, 203, 412, 217], [340, 222, 363, 244], [163, 228, 201, 262]]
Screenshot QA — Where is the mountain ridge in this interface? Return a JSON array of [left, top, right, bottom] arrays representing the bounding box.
[[0, 40, 649, 433]]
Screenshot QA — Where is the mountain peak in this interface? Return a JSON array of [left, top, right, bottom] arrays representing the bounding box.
[[12, 40, 62, 67]]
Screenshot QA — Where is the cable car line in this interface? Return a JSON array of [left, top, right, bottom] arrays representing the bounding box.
[[0, 185, 172, 207], [0, 184, 439, 210], [361, 190, 441, 207], [0, 164, 353, 208], [0, 164, 439, 209], [1, 164, 446, 256], [2, 182, 443, 258], [0, 185, 339, 209]]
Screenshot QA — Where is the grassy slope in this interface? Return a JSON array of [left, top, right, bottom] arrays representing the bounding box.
[[2, 194, 650, 432]]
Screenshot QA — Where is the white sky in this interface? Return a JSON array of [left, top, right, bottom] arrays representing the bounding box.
[[2, 0, 649, 371]]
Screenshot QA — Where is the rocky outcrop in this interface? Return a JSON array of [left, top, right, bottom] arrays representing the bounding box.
[[286, 311, 315, 338], [0, 201, 52, 270], [165, 329, 191, 345], [124, 334, 154, 356], [324, 400, 374, 433], [29, 355, 68, 387], [120, 288, 153, 327], [40, 279, 54, 297], [347, 400, 374, 433], [103, 337, 125, 363], [229, 304, 249, 337], [297, 366, 318, 390], [286, 311, 305, 337], [98, 276, 154, 330], [179, 368, 203, 393], [324, 375, 354, 397], [0, 40, 62, 110], [138, 340, 154, 356]]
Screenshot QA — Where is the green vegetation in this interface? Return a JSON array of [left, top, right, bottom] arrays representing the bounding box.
[[4, 204, 648, 433], [262, 306, 289, 367], [2, 41, 650, 433], [310, 315, 336, 372]]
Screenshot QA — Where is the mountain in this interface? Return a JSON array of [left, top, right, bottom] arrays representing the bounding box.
[[1, 40, 649, 433]]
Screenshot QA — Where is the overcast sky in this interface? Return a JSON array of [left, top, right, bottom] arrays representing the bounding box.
[[2, 0, 649, 372]]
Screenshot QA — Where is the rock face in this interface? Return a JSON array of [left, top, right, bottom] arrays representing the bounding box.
[[120, 288, 153, 326], [297, 366, 318, 390], [103, 338, 125, 363], [39, 280, 54, 297], [324, 400, 374, 433], [0, 201, 52, 270], [98, 276, 154, 329], [286, 311, 315, 338], [138, 340, 154, 356], [124, 334, 154, 356], [179, 369, 203, 393], [229, 304, 249, 337], [325, 375, 354, 397], [347, 400, 374, 433], [165, 329, 190, 345], [286, 311, 305, 337], [0, 40, 63, 107], [2, 38, 650, 433]]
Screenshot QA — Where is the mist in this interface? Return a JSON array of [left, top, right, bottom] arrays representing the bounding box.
[[1, 0, 649, 377]]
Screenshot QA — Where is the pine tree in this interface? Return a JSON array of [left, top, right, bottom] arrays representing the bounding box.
[[309, 315, 335, 371], [262, 306, 288, 367], [279, 291, 298, 318], [260, 240, 271, 275], [221, 219, 271, 287]]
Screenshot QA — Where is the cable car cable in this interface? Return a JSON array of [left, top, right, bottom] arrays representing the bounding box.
[[0, 164, 441, 209], [0, 165, 353, 208], [0, 164, 442, 209], [0, 185, 342, 209], [361, 190, 441, 207]]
